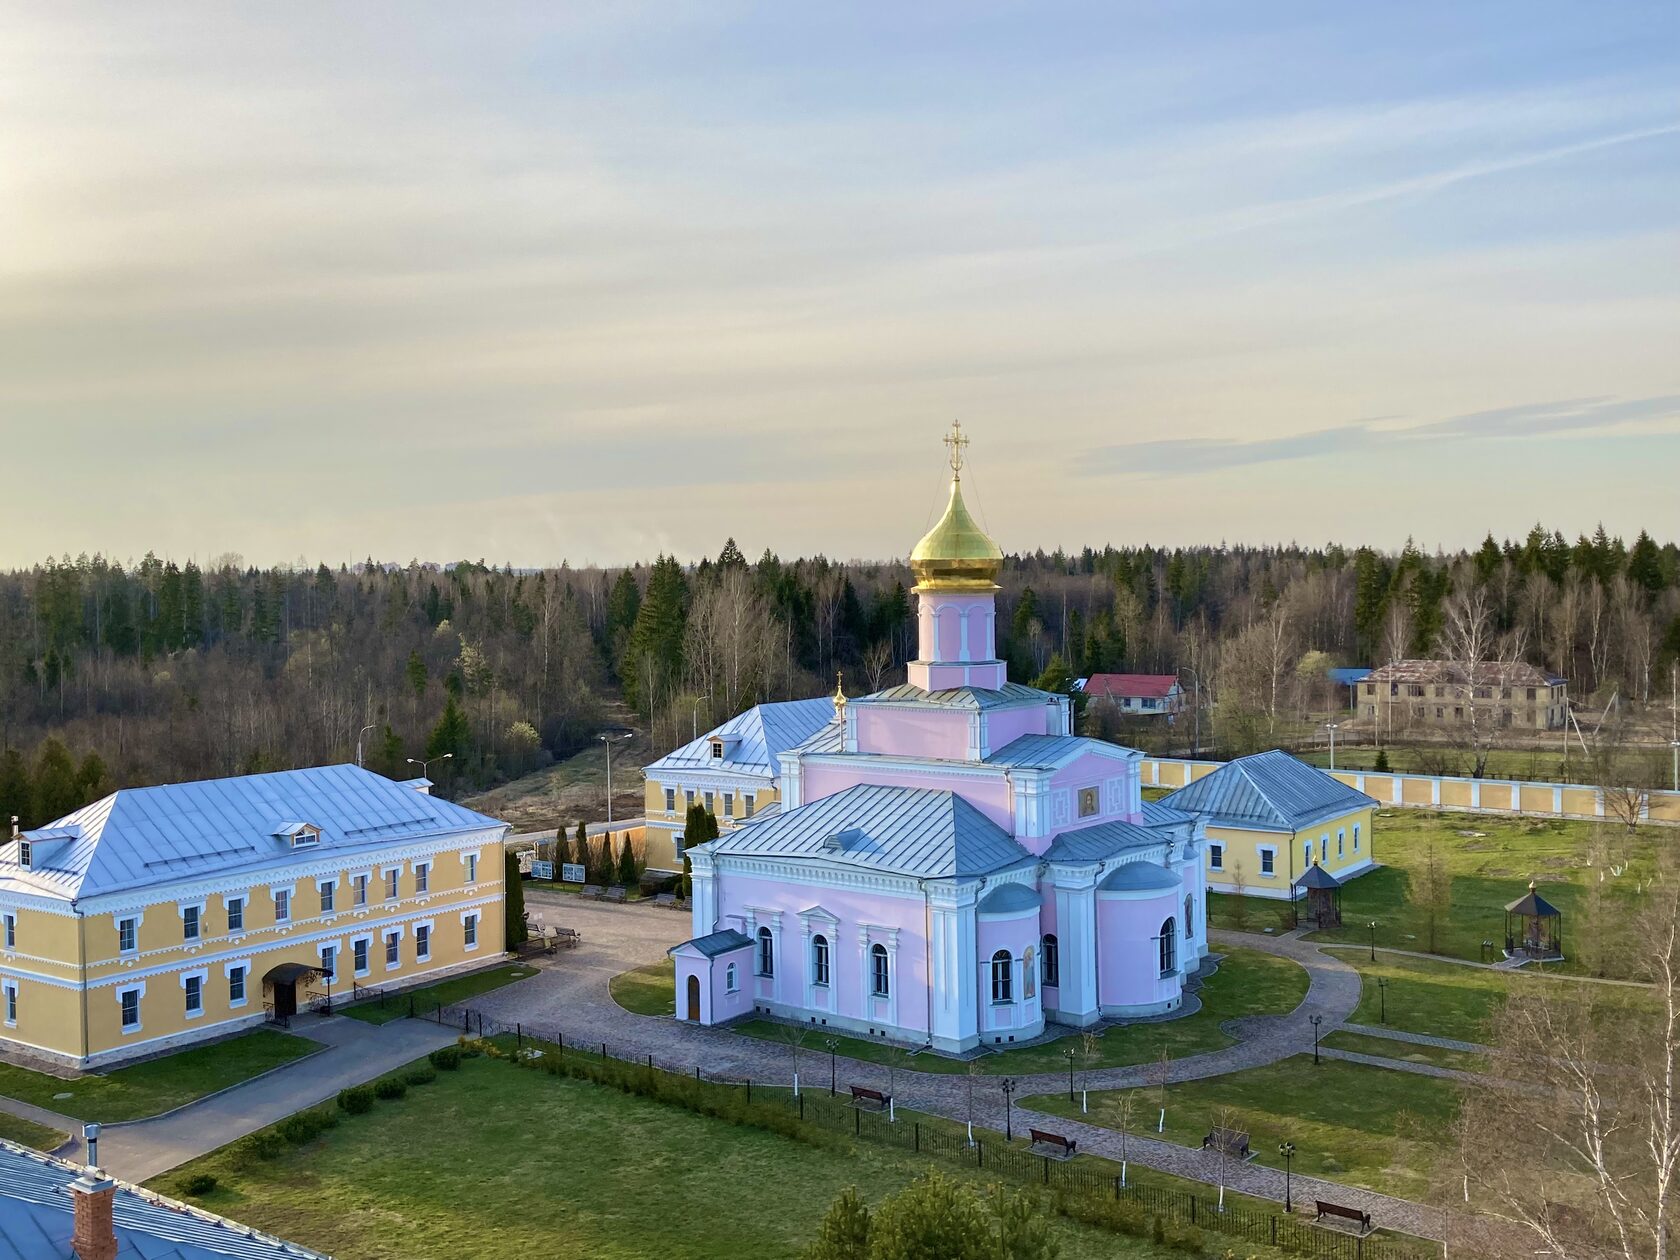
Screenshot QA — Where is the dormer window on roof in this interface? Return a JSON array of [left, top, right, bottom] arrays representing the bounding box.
[[274, 821, 322, 848], [709, 733, 742, 760], [11, 824, 80, 871]]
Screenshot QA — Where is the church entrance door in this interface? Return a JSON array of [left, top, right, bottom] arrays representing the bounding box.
[[686, 975, 701, 1022]]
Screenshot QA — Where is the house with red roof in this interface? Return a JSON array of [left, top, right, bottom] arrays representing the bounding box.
[[1076, 673, 1185, 716]]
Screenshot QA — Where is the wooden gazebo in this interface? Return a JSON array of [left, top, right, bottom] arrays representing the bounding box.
[[1504, 880, 1562, 961], [1292, 859, 1343, 930]]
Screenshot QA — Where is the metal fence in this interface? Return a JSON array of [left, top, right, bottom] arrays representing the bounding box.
[[427, 1001, 1434, 1260]]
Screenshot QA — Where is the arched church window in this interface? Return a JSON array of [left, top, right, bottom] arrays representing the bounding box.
[[757, 927, 774, 977], [870, 943, 889, 997], [812, 934, 830, 986], [1184, 895, 1194, 940], [990, 950, 1013, 1004], [1023, 945, 1035, 999], [1042, 935, 1060, 987], [1158, 918, 1176, 976]]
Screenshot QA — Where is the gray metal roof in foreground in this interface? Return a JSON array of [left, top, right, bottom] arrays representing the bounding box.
[[672, 928, 754, 958], [703, 784, 1030, 880], [1159, 750, 1375, 833], [1041, 817, 1168, 864], [983, 733, 1138, 769], [0, 765, 505, 902], [0, 1140, 329, 1259], [646, 697, 836, 777]]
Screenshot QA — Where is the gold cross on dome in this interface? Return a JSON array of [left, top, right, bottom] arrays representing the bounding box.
[[943, 420, 969, 478]]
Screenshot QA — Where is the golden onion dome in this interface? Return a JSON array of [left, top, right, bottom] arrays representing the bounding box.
[[910, 475, 1004, 592]]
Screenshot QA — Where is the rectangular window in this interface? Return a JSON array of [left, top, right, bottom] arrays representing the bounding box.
[[226, 897, 244, 933], [182, 905, 200, 941], [1209, 844, 1223, 871], [464, 914, 479, 949], [4, 984, 15, 1026], [274, 890, 291, 923], [2, 913, 13, 949], [184, 975, 202, 1016], [385, 869, 399, 900], [664, 787, 675, 812], [354, 874, 369, 906], [415, 924, 430, 961], [353, 938, 369, 975], [1304, 841, 1313, 868], [744, 795, 755, 818], [319, 880, 335, 913], [229, 966, 247, 1004], [118, 917, 137, 953], [415, 863, 430, 894], [1353, 824, 1361, 852], [465, 854, 478, 884], [703, 791, 714, 814], [385, 931, 400, 967], [1260, 849, 1275, 876], [1337, 829, 1345, 858], [120, 989, 140, 1029], [320, 946, 336, 980], [1078, 787, 1099, 818], [723, 792, 734, 818], [685, 789, 695, 809]]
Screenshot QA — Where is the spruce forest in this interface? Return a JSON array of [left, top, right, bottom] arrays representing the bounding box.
[[1, 523, 1677, 829]]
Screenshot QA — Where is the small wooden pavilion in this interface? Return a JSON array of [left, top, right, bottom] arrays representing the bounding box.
[[1292, 860, 1343, 930], [1504, 880, 1563, 961]]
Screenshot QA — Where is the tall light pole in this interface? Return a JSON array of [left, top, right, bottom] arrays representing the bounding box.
[[1310, 1014, 1323, 1065], [406, 753, 451, 781], [1368, 919, 1377, 962], [1323, 722, 1339, 771], [356, 723, 376, 768], [1001, 1078, 1017, 1142], [1278, 1141, 1295, 1213], [599, 731, 634, 826], [1179, 665, 1202, 759]]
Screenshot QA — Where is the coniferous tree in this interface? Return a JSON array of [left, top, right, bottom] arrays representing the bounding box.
[[617, 835, 639, 887], [573, 820, 588, 874], [805, 1185, 871, 1260], [425, 695, 470, 761], [0, 750, 31, 831], [623, 555, 689, 715], [31, 738, 80, 823], [504, 851, 527, 946]]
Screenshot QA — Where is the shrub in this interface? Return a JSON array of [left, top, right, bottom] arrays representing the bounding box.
[[278, 1108, 337, 1145], [337, 1084, 375, 1114], [429, 1045, 465, 1071], [404, 1065, 437, 1087], [248, 1130, 286, 1160], [180, 1172, 218, 1197], [374, 1077, 408, 1101]]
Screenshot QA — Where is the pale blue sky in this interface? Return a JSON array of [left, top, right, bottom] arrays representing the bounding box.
[[2, 3, 1676, 566]]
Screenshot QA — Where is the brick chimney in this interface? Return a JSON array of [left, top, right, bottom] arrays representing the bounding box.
[[70, 1169, 118, 1260]]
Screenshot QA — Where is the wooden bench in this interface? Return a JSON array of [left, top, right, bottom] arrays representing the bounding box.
[[554, 927, 580, 947], [1202, 1127, 1250, 1160], [1314, 1201, 1372, 1236], [849, 1085, 891, 1111], [1028, 1128, 1076, 1160], [579, 885, 605, 900], [651, 892, 677, 908], [605, 886, 628, 904]]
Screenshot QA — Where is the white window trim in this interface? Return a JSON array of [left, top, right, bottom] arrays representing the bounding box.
[[113, 910, 144, 954], [2, 910, 15, 951], [224, 895, 246, 934], [224, 958, 252, 1009], [724, 962, 738, 993], [381, 864, 403, 900], [1208, 843, 1224, 871], [117, 982, 146, 1034], [1, 978, 17, 1028], [459, 850, 483, 884], [351, 933, 374, 978], [412, 918, 434, 962], [414, 861, 431, 894], [1257, 844, 1278, 877], [383, 924, 406, 971], [460, 910, 481, 951], [180, 968, 209, 1019]]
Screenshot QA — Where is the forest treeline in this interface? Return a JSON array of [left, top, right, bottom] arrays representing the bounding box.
[[1, 523, 1677, 829]]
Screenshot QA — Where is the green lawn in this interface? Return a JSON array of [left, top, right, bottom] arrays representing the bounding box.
[[1330, 950, 1514, 1041], [0, 1110, 67, 1150], [149, 1053, 1228, 1260], [1320, 1030, 1488, 1074], [610, 958, 676, 1016], [1028, 1054, 1460, 1201], [1309, 809, 1659, 976], [730, 947, 1309, 1076], [342, 965, 539, 1025], [1205, 891, 1297, 936], [0, 1029, 315, 1123]]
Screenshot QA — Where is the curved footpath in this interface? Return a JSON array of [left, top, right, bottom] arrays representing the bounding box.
[[1, 896, 1444, 1240]]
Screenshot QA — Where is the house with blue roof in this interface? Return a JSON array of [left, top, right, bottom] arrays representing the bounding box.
[[0, 764, 508, 1069], [640, 697, 835, 872], [1160, 750, 1378, 899]]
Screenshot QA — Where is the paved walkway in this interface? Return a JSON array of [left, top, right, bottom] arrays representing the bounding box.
[[52, 1016, 458, 1181], [0, 1093, 79, 1143], [1340, 1022, 1488, 1054]]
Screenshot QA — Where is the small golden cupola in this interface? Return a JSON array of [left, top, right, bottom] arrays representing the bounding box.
[[909, 421, 1004, 592]]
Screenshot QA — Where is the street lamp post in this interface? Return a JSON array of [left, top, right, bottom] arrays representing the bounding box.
[[1368, 920, 1377, 962], [1062, 1046, 1078, 1102], [1671, 740, 1679, 793], [1377, 977, 1389, 1024], [1323, 722, 1340, 771], [598, 732, 634, 827], [1001, 1078, 1017, 1142], [356, 723, 376, 769], [826, 1037, 839, 1096], [406, 753, 452, 781], [1278, 1141, 1296, 1213], [1310, 1014, 1323, 1065]]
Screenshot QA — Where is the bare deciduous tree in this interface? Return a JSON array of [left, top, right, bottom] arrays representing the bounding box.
[[1436, 587, 1528, 779]]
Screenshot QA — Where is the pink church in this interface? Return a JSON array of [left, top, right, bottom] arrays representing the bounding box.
[[672, 430, 1209, 1054]]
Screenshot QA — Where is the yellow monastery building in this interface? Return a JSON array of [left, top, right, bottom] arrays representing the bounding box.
[[0, 764, 507, 1069], [1160, 750, 1377, 900], [640, 697, 835, 872]]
